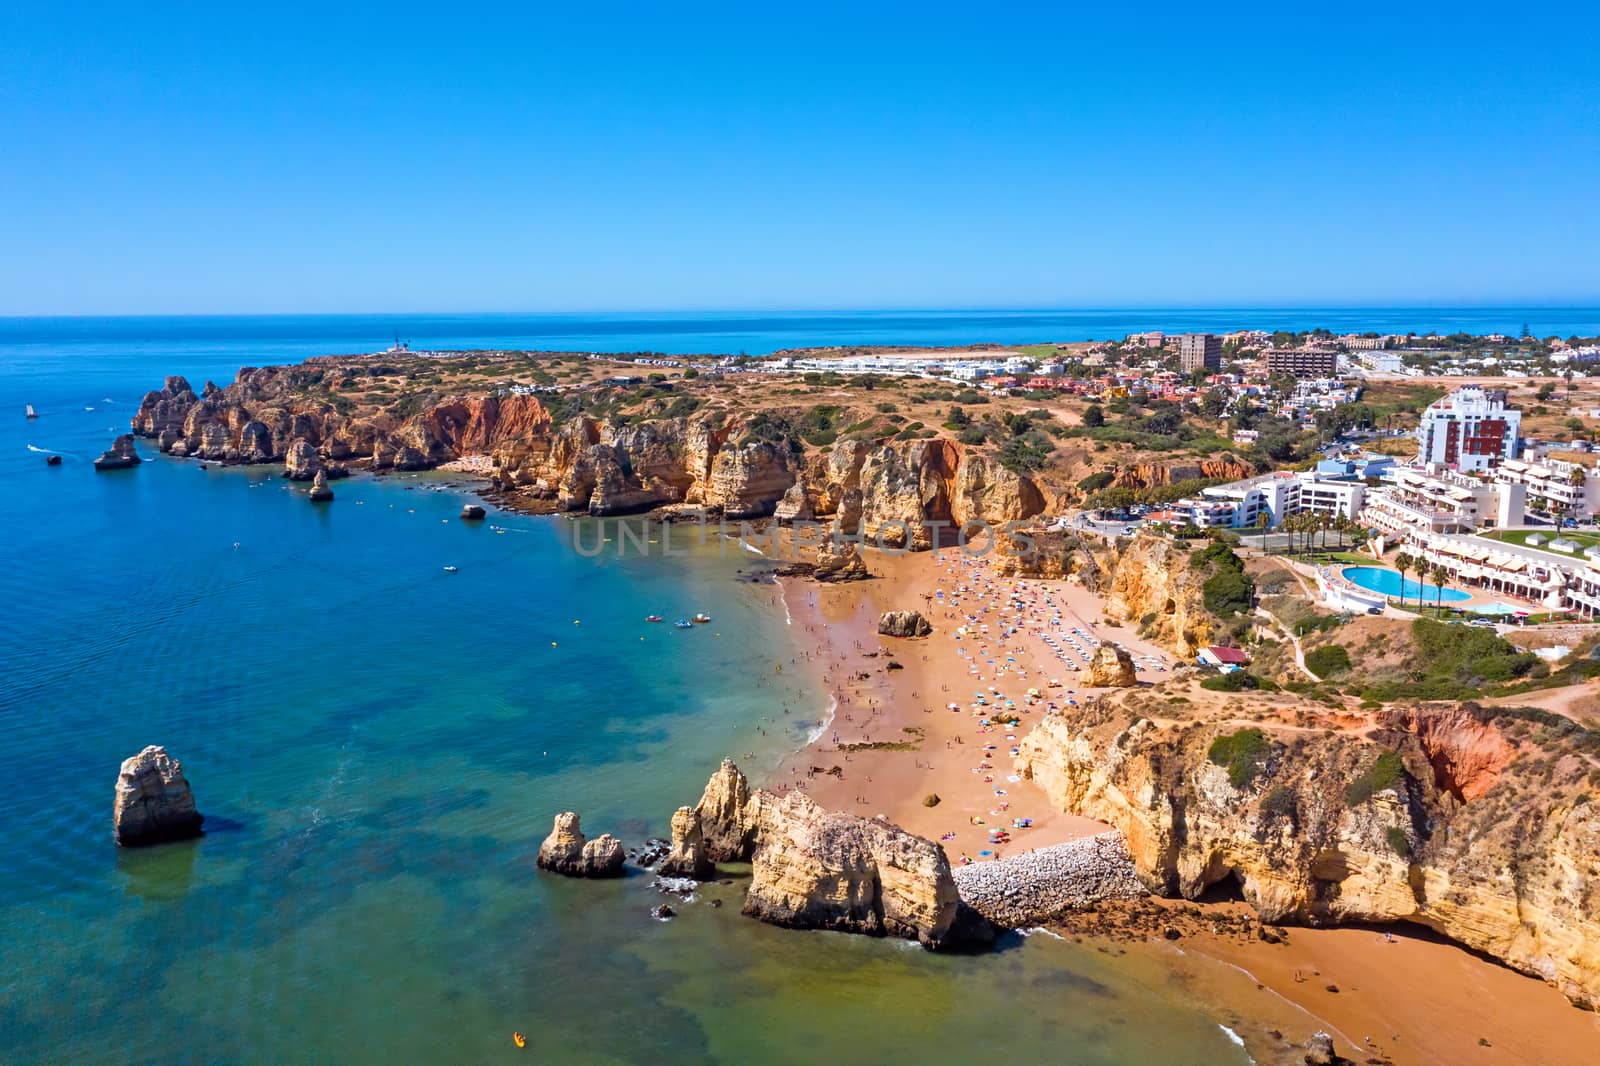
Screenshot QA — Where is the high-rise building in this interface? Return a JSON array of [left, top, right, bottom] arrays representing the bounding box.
[[1177, 333, 1221, 372], [1416, 386, 1521, 473]]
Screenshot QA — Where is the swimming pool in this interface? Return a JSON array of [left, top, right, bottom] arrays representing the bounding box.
[[1342, 566, 1471, 603]]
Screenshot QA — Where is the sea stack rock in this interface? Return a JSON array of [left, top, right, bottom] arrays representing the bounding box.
[[284, 438, 323, 481], [113, 746, 203, 846], [308, 470, 334, 502], [536, 812, 625, 878], [1086, 643, 1137, 687], [93, 434, 142, 471], [657, 806, 714, 879], [460, 503, 487, 520], [46, 454, 63, 466], [878, 610, 932, 638]]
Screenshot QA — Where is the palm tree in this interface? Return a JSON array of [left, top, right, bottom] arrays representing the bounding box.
[[1432, 562, 1451, 612], [1393, 551, 1413, 607]]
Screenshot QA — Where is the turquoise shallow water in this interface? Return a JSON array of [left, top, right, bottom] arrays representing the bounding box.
[[0, 313, 1334, 1064]]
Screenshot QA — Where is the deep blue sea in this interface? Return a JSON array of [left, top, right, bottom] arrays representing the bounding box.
[[5, 309, 1590, 1064]]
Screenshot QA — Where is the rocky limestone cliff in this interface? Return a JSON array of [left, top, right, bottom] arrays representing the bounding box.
[[1102, 534, 1214, 655], [132, 360, 1047, 541], [1113, 458, 1254, 490], [676, 760, 987, 949], [113, 746, 203, 846], [1015, 694, 1600, 1009], [536, 812, 625, 878]]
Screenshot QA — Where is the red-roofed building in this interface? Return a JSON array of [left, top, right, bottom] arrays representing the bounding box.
[[1199, 645, 1250, 669]]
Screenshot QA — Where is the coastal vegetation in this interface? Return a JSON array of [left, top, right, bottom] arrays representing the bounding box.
[[1207, 727, 1271, 788]]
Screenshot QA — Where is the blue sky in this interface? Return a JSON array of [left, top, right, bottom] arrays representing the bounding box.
[[3, 4, 1598, 313]]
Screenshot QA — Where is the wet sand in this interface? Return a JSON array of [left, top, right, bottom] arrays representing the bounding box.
[[769, 546, 1600, 1065]]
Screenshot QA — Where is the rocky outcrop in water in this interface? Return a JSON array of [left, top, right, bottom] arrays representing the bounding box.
[[113, 746, 203, 846], [460, 504, 486, 520], [877, 610, 932, 638], [536, 812, 625, 878], [656, 806, 714, 879], [1085, 643, 1136, 687], [1015, 694, 1600, 1009], [308, 470, 334, 502], [679, 760, 988, 949], [93, 434, 142, 471]]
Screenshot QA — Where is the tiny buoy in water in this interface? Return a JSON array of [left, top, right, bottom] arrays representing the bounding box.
[[513, 1032, 526, 1049]]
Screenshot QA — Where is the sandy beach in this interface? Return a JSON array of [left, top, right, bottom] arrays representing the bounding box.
[[772, 547, 1171, 860], [770, 546, 1600, 1065]]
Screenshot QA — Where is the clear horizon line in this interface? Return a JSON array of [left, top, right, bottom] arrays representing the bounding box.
[[5, 300, 1600, 321]]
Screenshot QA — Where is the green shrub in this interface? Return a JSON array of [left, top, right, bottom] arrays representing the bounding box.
[[1201, 671, 1260, 692], [1345, 750, 1405, 805], [1207, 727, 1270, 788], [1304, 644, 1351, 677], [1386, 826, 1412, 858]]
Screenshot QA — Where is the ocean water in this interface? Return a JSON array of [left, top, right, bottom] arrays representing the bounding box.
[[4, 308, 1545, 1064]]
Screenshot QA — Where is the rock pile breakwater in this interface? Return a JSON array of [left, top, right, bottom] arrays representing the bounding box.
[[952, 832, 1146, 928]]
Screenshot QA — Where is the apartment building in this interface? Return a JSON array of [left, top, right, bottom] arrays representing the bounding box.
[[1417, 386, 1521, 473], [1265, 347, 1339, 378], [1177, 333, 1222, 372], [1493, 457, 1600, 519], [1360, 466, 1524, 535]]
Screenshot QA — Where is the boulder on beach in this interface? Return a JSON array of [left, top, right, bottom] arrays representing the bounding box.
[[877, 610, 932, 638], [460, 504, 487, 520], [308, 469, 334, 502], [536, 812, 625, 878], [1086, 643, 1137, 687], [113, 745, 204, 846], [93, 434, 142, 471], [814, 537, 869, 582]]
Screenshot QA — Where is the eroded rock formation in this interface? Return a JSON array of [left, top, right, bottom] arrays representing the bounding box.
[[536, 812, 625, 878], [878, 610, 932, 638], [1085, 643, 1137, 687], [1014, 695, 1600, 1008], [677, 760, 987, 949], [113, 746, 203, 846], [308, 470, 333, 502]]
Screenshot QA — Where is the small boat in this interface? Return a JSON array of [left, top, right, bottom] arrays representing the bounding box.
[[25, 404, 37, 419], [645, 615, 664, 623], [513, 1032, 526, 1049], [442, 565, 459, 573], [673, 619, 693, 629], [692, 613, 711, 624]]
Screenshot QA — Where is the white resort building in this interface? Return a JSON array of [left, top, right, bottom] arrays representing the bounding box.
[[1416, 386, 1521, 473]]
